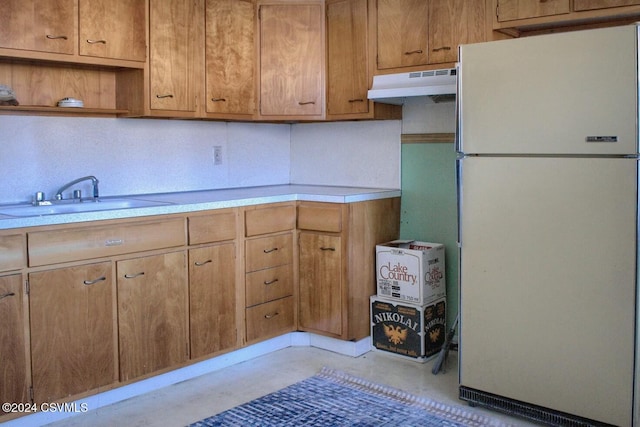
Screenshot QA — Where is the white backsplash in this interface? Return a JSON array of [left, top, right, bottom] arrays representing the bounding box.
[[0, 116, 401, 205]]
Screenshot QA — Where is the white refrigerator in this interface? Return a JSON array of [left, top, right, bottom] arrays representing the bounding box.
[[457, 25, 638, 426]]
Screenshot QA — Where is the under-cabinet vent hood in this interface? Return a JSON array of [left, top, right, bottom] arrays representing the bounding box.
[[367, 68, 457, 104]]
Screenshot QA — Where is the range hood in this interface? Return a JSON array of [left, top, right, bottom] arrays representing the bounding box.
[[367, 68, 457, 105]]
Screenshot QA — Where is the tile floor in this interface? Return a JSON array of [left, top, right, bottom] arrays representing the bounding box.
[[40, 346, 537, 427]]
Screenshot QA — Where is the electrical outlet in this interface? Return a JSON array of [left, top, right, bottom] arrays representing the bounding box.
[[213, 146, 223, 165]]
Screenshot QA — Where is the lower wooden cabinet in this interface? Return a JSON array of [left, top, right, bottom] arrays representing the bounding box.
[[298, 233, 343, 336], [0, 274, 28, 406], [117, 251, 189, 381], [245, 296, 294, 342], [29, 262, 116, 403], [189, 243, 237, 359]]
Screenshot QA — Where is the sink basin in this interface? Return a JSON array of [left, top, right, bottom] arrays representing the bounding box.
[[0, 198, 171, 217]]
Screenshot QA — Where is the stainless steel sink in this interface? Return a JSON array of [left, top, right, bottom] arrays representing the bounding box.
[[0, 198, 171, 217]]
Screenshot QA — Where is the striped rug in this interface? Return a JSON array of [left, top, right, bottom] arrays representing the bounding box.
[[189, 367, 511, 426]]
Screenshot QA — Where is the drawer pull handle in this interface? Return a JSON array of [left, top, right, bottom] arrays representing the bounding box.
[[86, 39, 107, 44], [432, 46, 451, 52], [320, 247, 336, 251], [211, 97, 226, 102], [83, 277, 106, 286], [264, 311, 280, 319], [156, 94, 174, 99], [298, 101, 315, 105], [404, 49, 423, 55], [105, 239, 124, 247], [263, 247, 279, 254], [348, 98, 364, 103], [264, 278, 279, 285], [124, 272, 145, 279], [195, 259, 213, 266], [0, 292, 15, 300], [46, 35, 68, 40]]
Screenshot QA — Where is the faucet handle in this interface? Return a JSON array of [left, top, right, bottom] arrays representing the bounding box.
[[35, 191, 45, 202]]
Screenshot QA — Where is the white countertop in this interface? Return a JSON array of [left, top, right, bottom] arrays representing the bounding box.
[[0, 184, 401, 230]]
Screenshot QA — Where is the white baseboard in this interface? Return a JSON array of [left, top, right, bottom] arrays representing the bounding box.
[[5, 333, 371, 427]]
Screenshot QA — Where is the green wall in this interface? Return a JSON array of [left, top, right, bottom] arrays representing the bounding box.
[[399, 142, 458, 327]]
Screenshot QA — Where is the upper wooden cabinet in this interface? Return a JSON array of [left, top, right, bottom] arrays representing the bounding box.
[[429, 0, 488, 64], [79, 0, 146, 62], [376, 0, 429, 70], [205, 0, 256, 118], [493, 0, 640, 35], [496, 0, 570, 22], [0, 0, 76, 55], [149, 0, 203, 115], [258, 2, 325, 119], [376, 0, 487, 72]]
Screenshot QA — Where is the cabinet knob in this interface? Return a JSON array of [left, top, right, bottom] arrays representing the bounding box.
[[264, 278, 279, 285], [432, 46, 451, 52], [83, 276, 106, 286], [348, 99, 364, 103], [320, 247, 336, 251], [194, 260, 212, 266], [263, 247, 279, 254], [46, 35, 68, 40], [298, 101, 316, 105], [404, 49, 423, 55], [264, 311, 280, 319], [124, 272, 145, 279], [211, 98, 226, 102], [156, 94, 174, 99], [0, 292, 15, 301], [86, 39, 107, 44]]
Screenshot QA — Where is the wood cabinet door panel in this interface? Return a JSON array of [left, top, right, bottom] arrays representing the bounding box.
[[497, 0, 570, 21], [189, 244, 237, 359], [79, 0, 146, 61], [429, 0, 486, 64], [245, 233, 293, 272], [326, 0, 369, 115], [0, 234, 25, 272], [298, 233, 343, 336], [117, 252, 188, 381], [245, 296, 294, 342], [574, 0, 640, 10], [0, 275, 28, 406], [0, 0, 75, 54], [150, 0, 201, 112], [259, 4, 323, 116], [30, 262, 115, 402], [376, 0, 429, 69], [206, 0, 256, 114], [245, 264, 293, 307]]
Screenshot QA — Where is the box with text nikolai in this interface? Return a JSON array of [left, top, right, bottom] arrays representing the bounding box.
[[376, 240, 445, 305], [370, 296, 446, 362]]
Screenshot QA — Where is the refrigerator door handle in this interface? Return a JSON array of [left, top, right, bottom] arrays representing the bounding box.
[[454, 61, 462, 153]]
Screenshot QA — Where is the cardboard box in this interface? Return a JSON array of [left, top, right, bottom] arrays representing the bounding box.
[[370, 296, 446, 363], [376, 240, 446, 305]]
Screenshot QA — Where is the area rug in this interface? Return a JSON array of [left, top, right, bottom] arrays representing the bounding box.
[[188, 367, 511, 426]]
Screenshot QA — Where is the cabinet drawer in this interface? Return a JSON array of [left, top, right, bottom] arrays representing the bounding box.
[[245, 233, 293, 272], [0, 234, 25, 271], [297, 203, 343, 232], [246, 296, 294, 342], [28, 218, 186, 266], [245, 264, 293, 307], [188, 210, 236, 245], [245, 204, 295, 236]]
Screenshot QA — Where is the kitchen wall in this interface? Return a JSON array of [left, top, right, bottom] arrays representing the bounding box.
[[0, 116, 400, 205], [398, 97, 458, 327]]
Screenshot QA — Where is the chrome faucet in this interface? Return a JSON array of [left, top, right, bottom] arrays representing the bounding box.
[[55, 176, 99, 201]]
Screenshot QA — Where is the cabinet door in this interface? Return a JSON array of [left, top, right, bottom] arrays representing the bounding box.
[[298, 233, 343, 336], [376, 0, 429, 70], [574, 0, 640, 10], [206, 0, 256, 115], [189, 243, 237, 359], [150, 0, 202, 112], [429, 0, 486, 65], [79, 0, 146, 61], [0, 0, 75, 54], [117, 252, 188, 381], [326, 0, 369, 115], [29, 262, 115, 403], [0, 275, 28, 406], [496, 0, 570, 22], [259, 3, 324, 117]]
